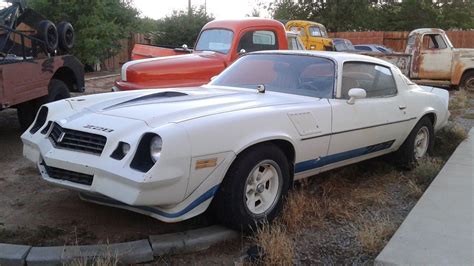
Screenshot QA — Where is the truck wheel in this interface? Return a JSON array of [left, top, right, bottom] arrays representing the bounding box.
[[212, 143, 291, 230], [57, 22, 75, 52], [37, 20, 58, 54], [460, 71, 474, 92], [396, 117, 434, 169], [47, 79, 70, 101]]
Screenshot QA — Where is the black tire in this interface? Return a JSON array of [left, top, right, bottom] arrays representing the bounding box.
[[460, 71, 474, 92], [17, 79, 69, 131], [212, 143, 291, 230], [396, 117, 434, 169], [57, 22, 75, 52], [37, 20, 58, 54], [47, 79, 70, 102]]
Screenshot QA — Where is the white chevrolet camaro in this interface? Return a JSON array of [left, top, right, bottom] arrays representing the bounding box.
[[22, 51, 449, 229]]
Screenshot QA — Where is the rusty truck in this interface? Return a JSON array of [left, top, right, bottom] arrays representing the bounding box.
[[371, 28, 474, 91]]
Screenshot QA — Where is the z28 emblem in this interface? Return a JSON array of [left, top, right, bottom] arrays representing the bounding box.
[[83, 125, 114, 133]]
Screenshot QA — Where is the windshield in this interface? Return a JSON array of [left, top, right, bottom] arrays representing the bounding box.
[[211, 54, 335, 98], [195, 29, 233, 54]]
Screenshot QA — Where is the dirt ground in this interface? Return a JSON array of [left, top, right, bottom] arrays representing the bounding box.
[[0, 76, 472, 264]]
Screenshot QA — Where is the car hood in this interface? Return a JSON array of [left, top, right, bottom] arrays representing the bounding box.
[[67, 86, 312, 128], [122, 51, 227, 88]]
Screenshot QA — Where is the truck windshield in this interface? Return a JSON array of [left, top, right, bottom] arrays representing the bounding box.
[[195, 29, 233, 54], [211, 54, 336, 99]]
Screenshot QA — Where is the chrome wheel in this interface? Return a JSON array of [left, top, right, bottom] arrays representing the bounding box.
[[244, 160, 282, 215], [414, 126, 429, 159]]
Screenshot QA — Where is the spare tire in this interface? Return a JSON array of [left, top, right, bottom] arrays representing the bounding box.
[[37, 20, 58, 54], [57, 21, 75, 52]]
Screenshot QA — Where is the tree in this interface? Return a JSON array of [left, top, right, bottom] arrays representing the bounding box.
[[153, 6, 214, 47], [28, 0, 142, 66], [268, 0, 474, 32]]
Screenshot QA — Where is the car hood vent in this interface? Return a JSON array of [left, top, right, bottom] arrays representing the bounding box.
[[104, 91, 187, 110]]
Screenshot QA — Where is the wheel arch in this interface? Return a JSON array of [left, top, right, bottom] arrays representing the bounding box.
[[230, 137, 296, 183], [51, 67, 77, 92], [459, 68, 474, 85]]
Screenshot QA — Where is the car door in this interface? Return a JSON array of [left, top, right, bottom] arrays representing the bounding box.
[[326, 61, 413, 169]]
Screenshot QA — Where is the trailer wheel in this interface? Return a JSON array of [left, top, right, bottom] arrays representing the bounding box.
[[57, 22, 75, 52], [17, 80, 70, 131], [37, 20, 58, 54], [460, 71, 474, 92]]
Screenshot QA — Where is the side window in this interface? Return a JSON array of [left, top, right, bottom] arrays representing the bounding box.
[[287, 36, 299, 50], [341, 62, 397, 99], [422, 34, 447, 50], [356, 46, 372, 51], [238, 30, 278, 53], [289, 26, 306, 37], [308, 26, 322, 37]]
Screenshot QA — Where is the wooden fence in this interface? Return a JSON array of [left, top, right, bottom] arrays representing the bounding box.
[[329, 30, 474, 52], [101, 33, 152, 71]]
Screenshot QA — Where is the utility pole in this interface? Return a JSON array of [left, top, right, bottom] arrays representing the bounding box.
[[188, 0, 192, 16]]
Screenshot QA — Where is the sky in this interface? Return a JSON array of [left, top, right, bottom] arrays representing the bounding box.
[[133, 0, 273, 20]]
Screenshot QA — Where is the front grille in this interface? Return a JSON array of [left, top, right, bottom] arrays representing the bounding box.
[[42, 161, 94, 186], [49, 122, 107, 155]]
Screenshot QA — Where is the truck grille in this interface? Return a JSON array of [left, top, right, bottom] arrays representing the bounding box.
[[42, 161, 94, 186], [49, 122, 107, 155]]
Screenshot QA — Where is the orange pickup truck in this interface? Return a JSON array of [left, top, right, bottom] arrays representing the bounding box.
[[114, 18, 304, 91]]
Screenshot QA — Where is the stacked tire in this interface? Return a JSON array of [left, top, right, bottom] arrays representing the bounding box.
[[37, 20, 74, 54]]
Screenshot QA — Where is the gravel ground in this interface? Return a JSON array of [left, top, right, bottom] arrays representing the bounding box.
[[0, 79, 472, 264]]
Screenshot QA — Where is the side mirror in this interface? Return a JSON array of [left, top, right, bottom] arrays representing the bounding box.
[[238, 49, 246, 55], [347, 88, 366, 105], [182, 44, 188, 50]]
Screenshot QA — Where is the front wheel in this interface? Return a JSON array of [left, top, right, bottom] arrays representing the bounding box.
[[460, 71, 474, 92], [212, 143, 291, 230], [396, 117, 434, 168]]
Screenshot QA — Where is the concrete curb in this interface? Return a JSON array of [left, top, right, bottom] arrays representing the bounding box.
[[0, 243, 31, 266], [149, 225, 239, 256], [0, 226, 238, 265]]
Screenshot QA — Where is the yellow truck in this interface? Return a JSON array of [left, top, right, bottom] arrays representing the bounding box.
[[285, 20, 333, 51]]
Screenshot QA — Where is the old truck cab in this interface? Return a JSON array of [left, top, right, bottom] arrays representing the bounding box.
[[285, 20, 333, 51], [373, 28, 474, 91], [115, 18, 293, 91]]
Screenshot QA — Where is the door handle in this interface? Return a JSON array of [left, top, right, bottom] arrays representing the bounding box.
[[399, 105, 407, 110]]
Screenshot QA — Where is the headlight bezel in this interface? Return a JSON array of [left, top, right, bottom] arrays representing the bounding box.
[[130, 133, 163, 173]]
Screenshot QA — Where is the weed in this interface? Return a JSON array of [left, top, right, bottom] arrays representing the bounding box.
[[253, 223, 294, 265], [449, 90, 468, 110], [357, 215, 397, 254], [411, 157, 444, 187], [434, 122, 468, 159]]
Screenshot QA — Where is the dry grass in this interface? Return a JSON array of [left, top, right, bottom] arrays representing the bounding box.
[[356, 215, 397, 254], [449, 90, 468, 110], [253, 223, 294, 265], [411, 157, 444, 187], [69, 256, 119, 266], [434, 122, 468, 159], [404, 179, 424, 199]]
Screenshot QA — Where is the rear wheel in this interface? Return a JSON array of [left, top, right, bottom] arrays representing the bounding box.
[[17, 79, 69, 131], [460, 71, 474, 92], [396, 117, 434, 168], [212, 143, 291, 230]]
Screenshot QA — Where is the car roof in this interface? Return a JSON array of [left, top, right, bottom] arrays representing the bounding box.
[[247, 50, 396, 68], [202, 18, 285, 32]]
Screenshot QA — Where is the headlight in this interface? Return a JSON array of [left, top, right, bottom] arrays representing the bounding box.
[[150, 135, 162, 163], [122, 143, 131, 155]]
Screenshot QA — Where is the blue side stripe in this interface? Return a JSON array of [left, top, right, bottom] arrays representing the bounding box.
[[295, 140, 395, 173], [80, 184, 220, 219]]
